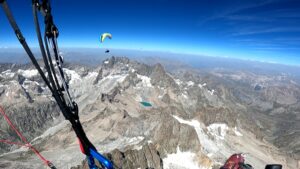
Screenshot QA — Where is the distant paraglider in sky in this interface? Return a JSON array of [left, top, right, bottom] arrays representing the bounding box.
[[100, 33, 112, 54], [100, 33, 112, 43]]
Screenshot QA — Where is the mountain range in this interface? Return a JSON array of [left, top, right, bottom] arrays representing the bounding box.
[[0, 56, 299, 169]]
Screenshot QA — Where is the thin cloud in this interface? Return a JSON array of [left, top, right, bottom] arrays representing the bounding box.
[[232, 27, 300, 36], [253, 47, 300, 51], [197, 0, 281, 26]]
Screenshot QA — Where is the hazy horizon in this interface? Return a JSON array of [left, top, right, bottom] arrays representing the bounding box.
[[1, 0, 299, 66], [1, 47, 300, 68]]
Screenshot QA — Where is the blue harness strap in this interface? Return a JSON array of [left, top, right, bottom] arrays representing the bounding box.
[[87, 148, 114, 169]]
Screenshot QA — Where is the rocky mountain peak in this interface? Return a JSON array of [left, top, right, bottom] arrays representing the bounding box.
[[149, 63, 177, 88], [93, 68, 103, 85], [103, 56, 130, 69], [152, 63, 165, 75]]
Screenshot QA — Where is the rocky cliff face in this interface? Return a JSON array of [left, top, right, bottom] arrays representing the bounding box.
[[0, 64, 61, 154], [0, 57, 299, 169]]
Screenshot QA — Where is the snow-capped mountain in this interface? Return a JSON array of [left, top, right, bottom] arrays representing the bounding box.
[[0, 57, 299, 169]]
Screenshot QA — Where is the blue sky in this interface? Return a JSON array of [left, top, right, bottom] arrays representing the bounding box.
[[0, 0, 300, 66]]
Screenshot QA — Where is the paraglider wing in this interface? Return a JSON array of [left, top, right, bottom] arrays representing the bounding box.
[[100, 33, 112, 43]]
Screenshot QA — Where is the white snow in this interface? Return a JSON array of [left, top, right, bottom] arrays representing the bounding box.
[[2, 69, 15, 78], [103, 74, 128, 83], [99, 136, 144, 152], [2, 69, 11, 74], [181, 93, 188, 99], [187, 81, 195, 86], [172, 115, 219, 154], [131, 68, 136, 73], [173, 115, 200, 127], [133, 145, 143, 151], [207, 123, 229, 140], [175, 79, 183, 86], [208, 89, 215, 96], [85, 72, 98, 79], [128, 136, 144, 144], [104, 60, 109, 64], [163, 147, 201, 169], [198, 83, 207, 88], [63, 68, 81, 84], [21, 79, 40, 90], [134, 95, 143, 102], [137, 74, 152, 87], [22, 80, 30, 90], [94, 74, 128, 93], [18, 69, 38, 78], [234, 127, 243, 136]]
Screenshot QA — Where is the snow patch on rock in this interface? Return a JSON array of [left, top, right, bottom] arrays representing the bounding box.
[[137, 74, 152, 87], [163, 147, 202, 169], [187, 81, 195, 86], [181, 93, 188, 99], [63, 68, 81, 85], [175, 79, 183, 86], [128, 136, 144, 144], [172, 115, 219, 154], [18, 69, 38, 78], [85, 72, 98, 79], [2, 69, 15, 78], [234, 127, 243, 136], [103, 74, 128, 83], [198, 83, 207, 89], [208, 89, 215, 96], [207, 123, 229, 140], [22, 79, 33, 90], [99, 136, 144, 152]]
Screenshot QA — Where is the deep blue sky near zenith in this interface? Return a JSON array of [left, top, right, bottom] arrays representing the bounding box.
[[0, 0, 300, 66]]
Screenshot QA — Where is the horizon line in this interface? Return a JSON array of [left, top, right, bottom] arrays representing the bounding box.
[[0, 46, 299, 68]]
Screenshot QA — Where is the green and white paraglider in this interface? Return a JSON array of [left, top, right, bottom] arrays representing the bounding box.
[[100, 33, 112, 43], [100, 33, 112, 53]]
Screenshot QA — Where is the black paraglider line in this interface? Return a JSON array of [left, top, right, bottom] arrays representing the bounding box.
[[0, 0, 117, 169]]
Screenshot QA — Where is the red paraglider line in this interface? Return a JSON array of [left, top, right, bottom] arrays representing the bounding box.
[[0, 106, 51, 166], [0, 139, 28, 147]]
